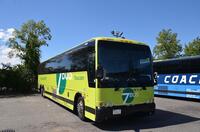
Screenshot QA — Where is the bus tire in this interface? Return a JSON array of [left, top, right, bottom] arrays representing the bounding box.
[[76, 96, 85, 121], [40, 87, 44, 97]]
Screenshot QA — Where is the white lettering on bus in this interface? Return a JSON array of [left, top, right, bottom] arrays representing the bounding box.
[[179, 75, 187, 84], [189, 75, 197, 84], [62, 73, 66, 80], [67, 73, 72, 80], [172, 75, 179, 84], [164, 76, 171, 83], [59, 73, 73, 80]]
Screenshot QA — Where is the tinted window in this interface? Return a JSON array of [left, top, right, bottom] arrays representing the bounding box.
[[153, 57, 200, 74], [38, 40, 96, 87], [98, 40, 153, 88], [38, 41, 95, 73]]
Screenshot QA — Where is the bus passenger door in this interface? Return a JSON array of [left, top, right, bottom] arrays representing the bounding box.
[[85, 50, 96, 120]]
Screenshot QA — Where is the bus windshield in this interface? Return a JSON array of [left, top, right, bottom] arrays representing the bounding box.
[[98, 40, 153, 88]]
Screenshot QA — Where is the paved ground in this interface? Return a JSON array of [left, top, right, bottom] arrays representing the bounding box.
[[0, 94, 200, 132]]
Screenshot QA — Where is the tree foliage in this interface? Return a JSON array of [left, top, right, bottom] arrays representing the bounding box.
[[0, 64, 31, 93], [153, 29, 182, 60], [184, 37, 200, 56], [8, 20, 51, 90]]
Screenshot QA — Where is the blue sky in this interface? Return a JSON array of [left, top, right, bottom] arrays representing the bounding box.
[[0, 0, 200, 64]]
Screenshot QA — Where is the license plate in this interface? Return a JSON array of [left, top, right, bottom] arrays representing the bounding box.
[[113, 109, 121, 115]]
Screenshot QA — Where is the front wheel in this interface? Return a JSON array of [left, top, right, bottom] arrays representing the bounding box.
[[77, 97, 85, 121]]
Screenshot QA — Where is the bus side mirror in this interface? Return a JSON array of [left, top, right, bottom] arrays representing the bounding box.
[[153, 72, 157, 85], [96, 66, 104, 79]]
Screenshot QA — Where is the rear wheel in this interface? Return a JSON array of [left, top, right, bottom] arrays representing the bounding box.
[[76, 97, 85, 121], [40, 87, 44, 97]]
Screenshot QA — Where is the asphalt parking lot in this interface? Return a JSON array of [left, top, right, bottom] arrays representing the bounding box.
[[0, 94, 200, 132]]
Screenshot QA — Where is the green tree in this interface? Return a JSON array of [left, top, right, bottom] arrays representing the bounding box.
[[8, 20, 52, 90], [184, 37, 200, 56], [153, 29, 182, 60], [0, 64, 31, 93]]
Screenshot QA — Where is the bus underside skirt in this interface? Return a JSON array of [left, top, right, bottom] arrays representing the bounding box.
[[44, 90, 96, 121], [44, 91, 74, 105]]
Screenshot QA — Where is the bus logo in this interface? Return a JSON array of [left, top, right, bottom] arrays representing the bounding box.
[[56, 73, 67, 94], [122, 88, 134, 104], [158, 74, 200, 85]]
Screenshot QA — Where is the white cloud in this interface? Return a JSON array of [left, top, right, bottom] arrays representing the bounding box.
[[0, 28, 15, 42], [0, 45, 21, 67]]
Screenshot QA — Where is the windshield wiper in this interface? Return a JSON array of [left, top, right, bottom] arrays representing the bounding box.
[[139, 74, 152, 80], [126, 77, 136, 82]]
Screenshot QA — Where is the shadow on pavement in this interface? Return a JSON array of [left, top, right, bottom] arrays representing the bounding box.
[[94, 109, 200, 131], [155, 95, 200, 103], [0, 92, 39, 98], [42, 96, 200, 131]]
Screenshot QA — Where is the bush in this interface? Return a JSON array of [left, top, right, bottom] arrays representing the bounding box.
[[0, 64, 33, 94]]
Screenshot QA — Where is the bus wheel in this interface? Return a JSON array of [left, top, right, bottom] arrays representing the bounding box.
[[77, 97, 85, 121], [41, 87, 44, 97]]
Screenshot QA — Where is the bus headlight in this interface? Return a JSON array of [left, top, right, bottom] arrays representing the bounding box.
[[106, 102, 113, 107], [150, 98, 154, 103], [146, 99, 154, 103], [99, 102, 113, 107], [99, 102, 106, 107], [97, 106, 101, 109]]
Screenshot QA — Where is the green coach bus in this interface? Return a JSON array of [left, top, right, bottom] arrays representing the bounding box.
[[38, 37, 155, 122]]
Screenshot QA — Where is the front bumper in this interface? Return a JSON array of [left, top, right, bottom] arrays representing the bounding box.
[[95, 103, 155, 122]]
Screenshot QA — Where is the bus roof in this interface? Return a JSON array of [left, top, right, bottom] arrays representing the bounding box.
[[92, 37, 147, 45], [41, 37, 148, 64]]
